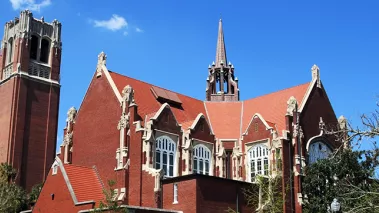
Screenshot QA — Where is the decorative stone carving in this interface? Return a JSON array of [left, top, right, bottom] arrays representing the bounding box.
[[63, 132, 73, 146], [338, 115, 347, 130], [286, 96, 298, 116], [121, 85, 135, 106], [319, 117, 325, 134], [66, 107, 77, 123], [96, 51, 106, 77], [311, 64, 321, 88], [117, 112, 130, 130]]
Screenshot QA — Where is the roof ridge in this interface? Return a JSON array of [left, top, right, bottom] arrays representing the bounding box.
[[244, 82, 310, 101], [108, 70, 204, 103], [65, 164, 94, 170]]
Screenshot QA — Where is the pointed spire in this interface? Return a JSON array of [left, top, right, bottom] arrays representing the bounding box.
[[215, 18, 227, 67]]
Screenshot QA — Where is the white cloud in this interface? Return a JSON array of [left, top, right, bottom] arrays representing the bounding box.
[[136, 27, 143, 33], [10, 0, 51, 12], [93, 14, 127, 31]]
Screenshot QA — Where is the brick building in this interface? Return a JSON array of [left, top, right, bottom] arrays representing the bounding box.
[[0, 10, 61, 192], [25, 14, 342, 213]]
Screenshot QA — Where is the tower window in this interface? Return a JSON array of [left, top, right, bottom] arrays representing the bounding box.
[[40, 38, 50, 63], [155, 136, 176, 177], [193, 144, 211, 175], [7, 38, 14, 64], [30, 35, 38, 60]]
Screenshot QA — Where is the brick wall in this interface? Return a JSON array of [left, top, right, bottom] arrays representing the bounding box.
[[0, 78, 14, 163], [162, 175, 255, 213], [71, 74, 123, 188], [33, 167, 95, 212]]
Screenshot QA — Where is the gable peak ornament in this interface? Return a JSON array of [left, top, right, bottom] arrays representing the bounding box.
[[66, 107, 77, 123], [338, 115, 347, 130], [286, 96, 298, 116], [96, 51, 107, 77], [311, 64, 321, 88], [122, 85, 135, 106]]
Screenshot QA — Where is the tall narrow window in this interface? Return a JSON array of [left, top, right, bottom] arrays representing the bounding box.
[[30, 35, 39, 60], [248, 144, 270, 181], [225, 150, 232, 179], [173, 183, 178, 204], [155, 136, 176, 177], [7, 38, 14, 64], [193, 144, 211, 175], [40, 38, 50, 63]]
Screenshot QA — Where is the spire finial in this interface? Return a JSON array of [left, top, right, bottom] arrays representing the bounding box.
[[220, 13, 222, 21], [215, 17, 227, 67]]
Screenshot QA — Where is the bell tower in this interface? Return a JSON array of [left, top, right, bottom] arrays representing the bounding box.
[[0, 10, 62, 191], [206, 19, 239, 101]]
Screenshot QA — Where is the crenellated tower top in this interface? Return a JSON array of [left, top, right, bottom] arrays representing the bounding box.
[[0, 10, 62, 82]]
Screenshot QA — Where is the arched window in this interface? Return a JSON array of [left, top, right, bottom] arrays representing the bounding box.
[[308, 141, 332, 164], [30, 35, 39, 60], [193, 144, 211, 175], [155, 136, 176, 177], [248, 144, 269, 181], [7, 38, 14, 64], [40, 38, 50, 63]]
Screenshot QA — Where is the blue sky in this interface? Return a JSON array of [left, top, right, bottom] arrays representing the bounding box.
[[1, 0, 378, 151]]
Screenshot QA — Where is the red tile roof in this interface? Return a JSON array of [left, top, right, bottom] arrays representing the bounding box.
[[109, 71, 207, 124], [64, 164, 104, 203], [242, 82, 310, 133], [205, 102, 243, 139], [108, 71, 310, 139]]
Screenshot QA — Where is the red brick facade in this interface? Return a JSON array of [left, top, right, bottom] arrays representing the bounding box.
[[0, 11, 62, 192], [11, 14, 342, 213]]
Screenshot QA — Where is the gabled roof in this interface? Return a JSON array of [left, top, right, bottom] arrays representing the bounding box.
[[63, 164, 104, 203], [109, 71, 207, 124], [242, 82, 310, 133], [107, 69, 310, 139], [205, 102, 243, 139]]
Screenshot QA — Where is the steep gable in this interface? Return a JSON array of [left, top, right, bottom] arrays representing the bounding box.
[[33, 158, 104, 212], [242, 82, 310, 135]]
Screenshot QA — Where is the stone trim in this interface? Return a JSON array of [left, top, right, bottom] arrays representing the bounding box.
[[54, 157, 96, 206], [188, 113, 214, 135], [298, 76, 317, 113], [0, 70, 60, 86], [203, 102, 214, 133], [96, 52, 123, 103], [150, 103, 180, 127], [242, 113, 274, 136]]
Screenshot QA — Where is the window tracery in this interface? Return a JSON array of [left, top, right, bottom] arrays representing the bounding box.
[[193, 144, 211, 175], [155, 136, 176, 177], [248, 144, 269, 181]]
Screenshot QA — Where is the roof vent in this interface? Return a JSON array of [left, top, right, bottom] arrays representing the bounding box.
[[151, 86, 182, 106]]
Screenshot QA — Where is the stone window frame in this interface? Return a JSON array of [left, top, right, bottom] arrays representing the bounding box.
[[307, 139, 332, 165], [155, 135, 176, 177], [153, 130, 180, 178], [7, 37, 14, 64], [245, 139, 271, 182], [193, 144, 212, 175], [192, 139, 214, 176], [29, 33, 52, 65]]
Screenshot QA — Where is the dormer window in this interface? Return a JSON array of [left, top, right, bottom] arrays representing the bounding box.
[[40, 38, 50, 63]]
